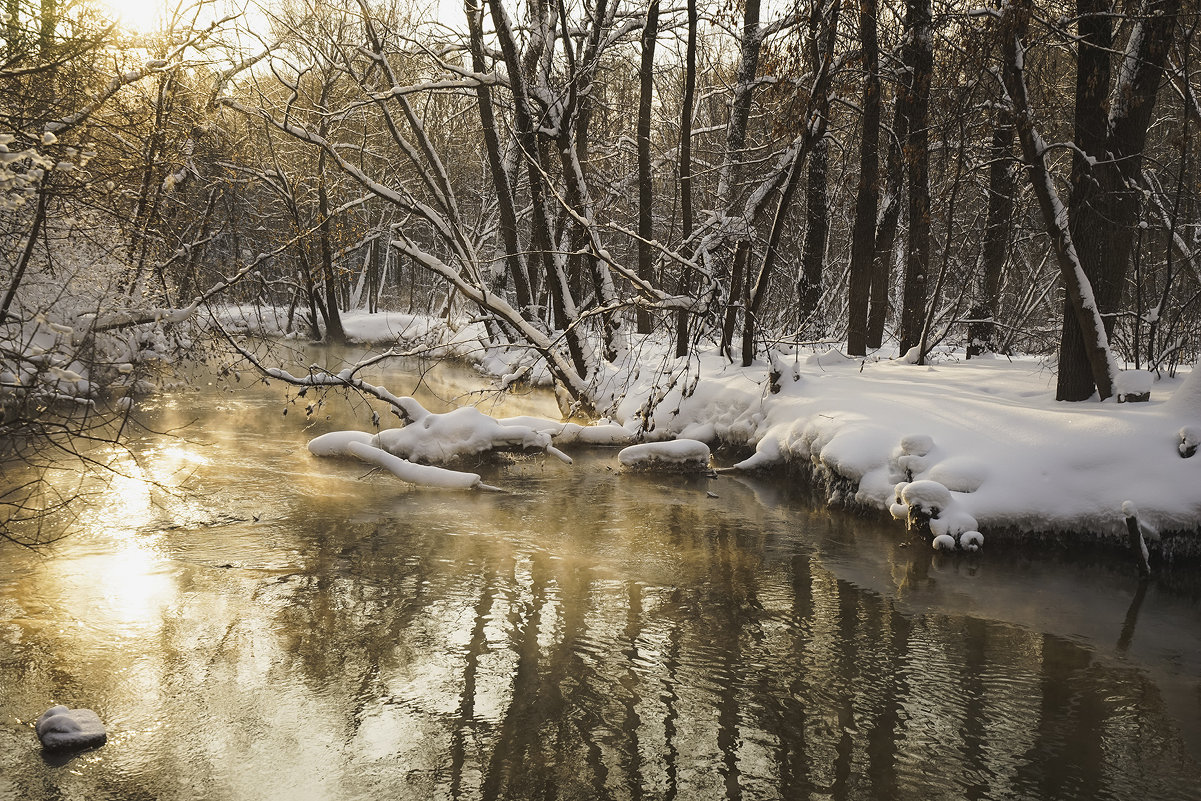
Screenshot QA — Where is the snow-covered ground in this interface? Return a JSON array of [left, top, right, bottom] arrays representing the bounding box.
[[212, 306, 1201, 555], [601, 346, 1201, 555]]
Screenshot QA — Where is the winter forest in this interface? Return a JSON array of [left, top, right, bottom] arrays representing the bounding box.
[[2, 0, 1201, 537], [7, 1, 1201, 795]]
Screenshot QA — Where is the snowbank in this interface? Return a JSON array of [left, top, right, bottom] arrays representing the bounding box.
[[594, 342, 1201, 552], [233, 306, 1201, 554]]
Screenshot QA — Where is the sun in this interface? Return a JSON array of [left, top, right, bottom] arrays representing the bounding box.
[[94, 0, 167, 33]]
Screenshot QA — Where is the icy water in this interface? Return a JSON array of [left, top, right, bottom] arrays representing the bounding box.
[[1, 353, 1200, 801]]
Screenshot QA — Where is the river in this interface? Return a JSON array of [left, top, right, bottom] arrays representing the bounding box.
[[1, 350, 1199, 800]]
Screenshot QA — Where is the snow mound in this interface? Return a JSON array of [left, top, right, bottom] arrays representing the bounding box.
[[618, 440, 711, 471], [925, 456, 990, 493], [900, 480, 952, 518], [36, 706, 106, 751], [498, 417, 635, 447], [374, 405, 570, 464], [899, 433, 934, 456], [805, 349, 853, 368], [932, 533, 957, 551]]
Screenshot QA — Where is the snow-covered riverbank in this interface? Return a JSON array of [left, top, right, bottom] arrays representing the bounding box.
[[215, 306, 1201, 557]]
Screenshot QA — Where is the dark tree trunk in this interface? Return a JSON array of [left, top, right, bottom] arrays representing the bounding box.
[[1059, 0, 1114, 400], [636, 1, 660, 335], [742, 0, 840, 366], [846, 0, 880, 355], [798, 135, 829, 321], [721, 241, 750, 360], [317, 148, 346, 345], [866, 33, 915, 349], [1059, 0, 1180, 400], [466, 0, 533, 317], [674, 0, 698, 358], [999, 0, 1116, 400], [487, 0, 587, 379], [973, 114, 1016, 356], [897, 0, 932, 355]]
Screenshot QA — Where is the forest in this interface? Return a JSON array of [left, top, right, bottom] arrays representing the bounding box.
[[1, 0, 1199, 531]]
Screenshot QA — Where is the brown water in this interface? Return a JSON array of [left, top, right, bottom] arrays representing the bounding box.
[[1, 354, 1200, 800]]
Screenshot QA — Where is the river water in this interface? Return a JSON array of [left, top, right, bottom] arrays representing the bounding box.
[[1, 352, 1199, 800]]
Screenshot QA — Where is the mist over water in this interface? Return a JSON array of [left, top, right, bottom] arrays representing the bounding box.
[[1, 355, 1199, 800]]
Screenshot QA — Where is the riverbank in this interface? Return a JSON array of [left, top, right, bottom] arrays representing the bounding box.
[[212, 306, 1201, 558]]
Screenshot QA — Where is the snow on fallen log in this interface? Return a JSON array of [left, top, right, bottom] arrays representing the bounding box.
[[346, 441, 500, 491], [498, 416, 636, 447], [618, 439, 711, 471], [307, 430, 375, 457], [373, 405, 573, 465]]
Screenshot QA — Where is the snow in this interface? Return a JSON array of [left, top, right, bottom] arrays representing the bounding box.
[[307, 430, 374, 457], [36, 706, 106, 750], [213, 305, 1200, 552], [618, 439, 711, 470], [587, 343, 1201, 545], [346, 441, 486, 490], [372, 405, 571, 464]]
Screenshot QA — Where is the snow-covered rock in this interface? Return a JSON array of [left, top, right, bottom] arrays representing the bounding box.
[[618, 440, 711, 471], [900, 480, 952, 519], [932, 534, 957, 551], [1179, 426, 1200, 459], [36, 706, 106, 750]]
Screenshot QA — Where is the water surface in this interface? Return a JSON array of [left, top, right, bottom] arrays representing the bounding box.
[[1, 355, 1199, 800]]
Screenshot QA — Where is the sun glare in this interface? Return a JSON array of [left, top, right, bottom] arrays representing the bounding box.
[[96, 0, 167, 33]]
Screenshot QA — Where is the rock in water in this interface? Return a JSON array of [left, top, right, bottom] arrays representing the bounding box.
[[36, 705, 107, 750]]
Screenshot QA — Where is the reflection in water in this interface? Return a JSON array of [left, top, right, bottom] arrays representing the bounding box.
[[0, 360, 1199, 800]]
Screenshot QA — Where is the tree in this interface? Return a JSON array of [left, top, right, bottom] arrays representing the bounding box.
[[846, 0, 880, 356]]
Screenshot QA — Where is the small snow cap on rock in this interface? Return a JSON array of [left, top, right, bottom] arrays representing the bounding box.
[[900, 480, 952, 517], [959, 531, 984, 552], [932, 534, 957, 551], [618, 440, 711, 471], [36, 705, 107, 751], [1178, 426, 1200, 459]]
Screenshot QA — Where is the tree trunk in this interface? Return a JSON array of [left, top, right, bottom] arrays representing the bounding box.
[[999, 0, 1117, 400], [673, 0, 698, 358], [974, 114, 1016, 356], [487, 0, 588, 380], [636, 1, 660, 334], [897, 0, 932, 355], [466, 0, 533, 317], [316, 151, 346, 345], [846, 0, 880, 356], [798, 134, 829, 322], [866, 30, 915, 349], [1058, 0, 1179, 400]]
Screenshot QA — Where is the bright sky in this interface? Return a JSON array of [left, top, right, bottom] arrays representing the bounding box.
[[94, 0, 467, 36]]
